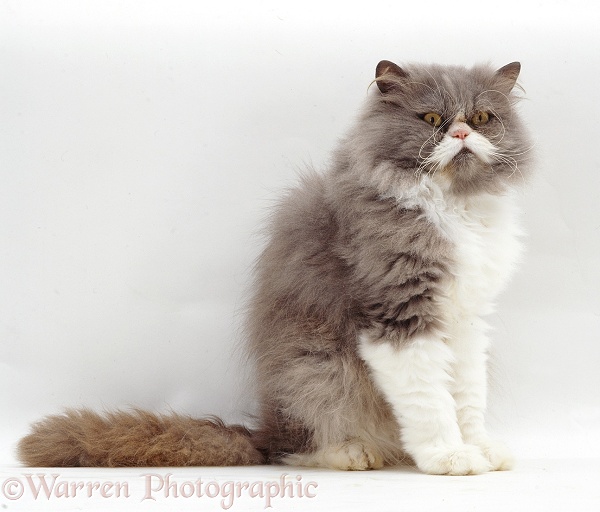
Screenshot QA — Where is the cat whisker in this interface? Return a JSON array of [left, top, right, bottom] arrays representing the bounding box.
[[476, 88, 514, 104], [416, 138, 437, 178], [424, 68, 452, 104], [405, 80, 439, 96], [415, 117, 455, 179], [485, 107, 507, 144], [488, 151, 526, 185], [501, 143, 536, 158]]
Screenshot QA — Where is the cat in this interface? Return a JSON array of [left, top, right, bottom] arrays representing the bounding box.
[[17, 59, 533, 475]]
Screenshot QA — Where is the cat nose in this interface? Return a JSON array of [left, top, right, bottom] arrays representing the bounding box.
[[449, 122, 472, 140]]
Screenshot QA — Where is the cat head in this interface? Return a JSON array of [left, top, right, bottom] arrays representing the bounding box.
[[351, 60, 533, 196]]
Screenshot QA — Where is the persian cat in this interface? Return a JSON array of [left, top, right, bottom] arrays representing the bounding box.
[[18, 60, 532, 475]]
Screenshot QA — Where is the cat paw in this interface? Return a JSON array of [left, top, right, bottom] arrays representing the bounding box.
[[477, 439, 514, 471], [415, 444, 492, 475], [285, 441, 384, 471], [322, 441, 384, 470]]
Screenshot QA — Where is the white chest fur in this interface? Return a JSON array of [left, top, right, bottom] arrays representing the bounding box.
[[395, 177, 523, 319], [442, 193, 522, 319]]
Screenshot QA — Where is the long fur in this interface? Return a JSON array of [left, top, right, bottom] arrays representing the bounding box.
[[18, 409, 263, 467], [18, 60, 533, 474]]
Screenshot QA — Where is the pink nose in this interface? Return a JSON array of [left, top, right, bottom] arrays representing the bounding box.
[[449, 122, 472, 140], [452, 129, 470, 140]]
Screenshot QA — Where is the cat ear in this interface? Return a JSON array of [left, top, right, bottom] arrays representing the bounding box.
[[495, 62, 521, 93], [375, 60, 408, 94]]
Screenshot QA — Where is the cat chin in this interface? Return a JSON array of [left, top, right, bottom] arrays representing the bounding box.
[[452, 150, 491, 176], [452, 148, 475, 165], [431, 158, 500, 197]]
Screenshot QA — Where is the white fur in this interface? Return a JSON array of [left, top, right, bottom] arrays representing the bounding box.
[[426, 129, 498, 170], [359, 334, 493, 475], [359, 173, 521, 475]]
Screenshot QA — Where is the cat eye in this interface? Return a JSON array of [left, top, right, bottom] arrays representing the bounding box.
[[471, 112, 490, 126], [422, 113, 443, 128]]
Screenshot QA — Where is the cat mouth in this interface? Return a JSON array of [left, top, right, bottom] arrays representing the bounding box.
[[454, 147, 473, 160], [449, 147, 474, 166]]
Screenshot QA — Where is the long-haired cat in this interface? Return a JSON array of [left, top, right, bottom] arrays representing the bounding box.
[[17, 60, 532, 475]]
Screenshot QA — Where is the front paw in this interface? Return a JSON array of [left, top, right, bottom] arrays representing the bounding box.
[[476, 439, 514, 471], [415, 444, 492, 475]]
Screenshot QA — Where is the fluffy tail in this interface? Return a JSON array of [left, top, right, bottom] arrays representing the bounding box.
[[17, 408, 265, 467]]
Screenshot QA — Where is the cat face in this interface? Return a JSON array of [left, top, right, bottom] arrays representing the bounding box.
[[361, 61, 532, 195]]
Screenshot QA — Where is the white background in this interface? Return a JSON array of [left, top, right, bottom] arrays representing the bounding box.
[[1, 0, 600, 509]]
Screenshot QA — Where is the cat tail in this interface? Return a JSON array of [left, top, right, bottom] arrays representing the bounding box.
[[17, 408, 266, 467]]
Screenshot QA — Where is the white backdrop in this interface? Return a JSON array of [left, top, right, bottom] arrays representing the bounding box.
[[1, 0, 600, 467]]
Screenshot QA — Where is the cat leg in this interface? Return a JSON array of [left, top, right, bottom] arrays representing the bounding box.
[[261, 345, 392, 471], [448, 321, 514, 471], [359, 332, 491, 475]]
